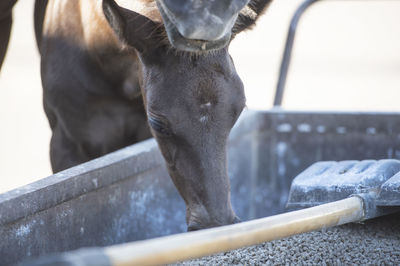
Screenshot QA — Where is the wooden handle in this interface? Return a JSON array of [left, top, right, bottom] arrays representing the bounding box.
[[104, 197, 364, 266]]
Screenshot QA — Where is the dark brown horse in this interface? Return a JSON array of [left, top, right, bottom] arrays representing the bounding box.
[[2, 0, 271, 231]]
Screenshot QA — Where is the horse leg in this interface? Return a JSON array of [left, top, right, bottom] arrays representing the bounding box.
[[0, 0, 17, 70], [33, 0, 48, 51]]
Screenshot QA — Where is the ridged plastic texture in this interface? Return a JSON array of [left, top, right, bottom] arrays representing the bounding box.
[[287, 159, 400, 208]]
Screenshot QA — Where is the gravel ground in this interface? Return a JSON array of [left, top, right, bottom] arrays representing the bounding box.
[[174, 212, 400, 265]]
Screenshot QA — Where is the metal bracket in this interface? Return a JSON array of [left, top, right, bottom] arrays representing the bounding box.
[[274, 0, 321, 107]]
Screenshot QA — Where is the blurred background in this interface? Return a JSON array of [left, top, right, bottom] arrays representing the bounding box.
[[1, 0, 400, 193]]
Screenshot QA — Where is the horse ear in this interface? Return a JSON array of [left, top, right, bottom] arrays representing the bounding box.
[[232, 0, 272, 38], [102, 0, 160, 54]]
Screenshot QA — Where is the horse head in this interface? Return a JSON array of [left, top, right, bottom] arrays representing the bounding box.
[[103, 0, 270, 230]]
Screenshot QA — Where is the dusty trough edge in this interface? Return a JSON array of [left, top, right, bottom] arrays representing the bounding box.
[[0, 139, 163, 225], [2, 110, 397, 226]]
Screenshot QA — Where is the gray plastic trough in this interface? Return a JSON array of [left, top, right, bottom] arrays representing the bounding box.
[[1, 110, 400, 266]]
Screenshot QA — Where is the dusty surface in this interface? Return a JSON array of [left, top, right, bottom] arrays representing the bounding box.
[[1, 0, 400, 193], [174, 213, 400, 265]]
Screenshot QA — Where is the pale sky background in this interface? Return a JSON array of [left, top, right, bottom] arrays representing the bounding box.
[[1, 0, 400, 193]]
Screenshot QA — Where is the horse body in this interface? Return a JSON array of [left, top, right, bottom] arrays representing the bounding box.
[[27, 0, 272, 230], [38, 0, 148, 170]]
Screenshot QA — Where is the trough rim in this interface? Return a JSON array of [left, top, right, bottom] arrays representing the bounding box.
[[1, 109, 399, 226], [0, 139, 163, 225]]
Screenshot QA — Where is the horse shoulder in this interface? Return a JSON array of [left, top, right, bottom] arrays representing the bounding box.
[[42, 0, 142, 104], [80, 0, 123, 51], [42, 0, 84, 45], [115, 0, 162, 22]]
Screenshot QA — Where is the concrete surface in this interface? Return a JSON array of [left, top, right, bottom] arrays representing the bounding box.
[[1, 0, 400, 193]]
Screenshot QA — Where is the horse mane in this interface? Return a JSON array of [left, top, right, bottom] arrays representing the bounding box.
[[233, 0, 273, 37]]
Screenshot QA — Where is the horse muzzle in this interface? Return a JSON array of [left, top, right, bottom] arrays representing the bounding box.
[[156, 0, 248, 51]]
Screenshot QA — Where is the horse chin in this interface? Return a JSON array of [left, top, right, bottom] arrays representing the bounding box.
[[167, 27, 231, 52], [156, 1, 231, 52]]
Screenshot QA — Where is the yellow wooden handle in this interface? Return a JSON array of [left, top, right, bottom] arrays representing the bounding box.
[[105, 197, 364, 266]]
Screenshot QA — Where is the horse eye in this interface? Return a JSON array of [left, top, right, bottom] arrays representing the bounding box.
[[148, 116, 172, 136]]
